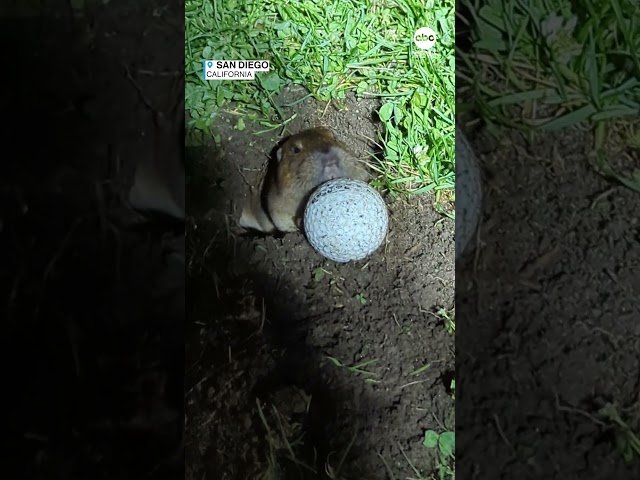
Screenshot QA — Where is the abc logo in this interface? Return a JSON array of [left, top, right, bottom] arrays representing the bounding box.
[[414, 27, 436, 50]]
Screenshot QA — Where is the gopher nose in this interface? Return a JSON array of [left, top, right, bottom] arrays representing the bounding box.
[[319, 146, 343, 166]]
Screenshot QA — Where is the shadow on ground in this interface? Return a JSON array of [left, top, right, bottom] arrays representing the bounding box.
[[185, 88, 455, 480], [184, 141, 382, 479]]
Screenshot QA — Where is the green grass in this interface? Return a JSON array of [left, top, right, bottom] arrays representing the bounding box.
[[599, 402, 640, 462], [326, 355, 380, 384], [458, 0, 640, 191], [185, 0, 455, 198], [437, 307, 455, 334], [423, 429, 455, 480]]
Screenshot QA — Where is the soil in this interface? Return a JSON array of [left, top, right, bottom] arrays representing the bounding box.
[[5, 1, 184, 479], [456, 122, 640, 479], [184, 88, 456, 479]]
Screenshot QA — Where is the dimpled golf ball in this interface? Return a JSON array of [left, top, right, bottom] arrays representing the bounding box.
[[303, 178, 388, 263]]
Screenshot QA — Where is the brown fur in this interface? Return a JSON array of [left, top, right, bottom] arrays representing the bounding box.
[[239, 127, 369, 233]]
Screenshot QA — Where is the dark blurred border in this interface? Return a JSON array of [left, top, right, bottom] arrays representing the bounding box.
[[2, 4, 184, 479]]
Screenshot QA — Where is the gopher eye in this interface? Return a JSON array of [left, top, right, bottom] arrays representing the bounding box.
[[291, 145, 301, 154]]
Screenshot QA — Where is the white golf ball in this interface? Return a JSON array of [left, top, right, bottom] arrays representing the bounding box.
[[303, 178, 388, 263]]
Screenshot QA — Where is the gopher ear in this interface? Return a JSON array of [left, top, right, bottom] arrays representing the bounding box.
[[276, 147, 283, 162], [317, 127, 335, 139]]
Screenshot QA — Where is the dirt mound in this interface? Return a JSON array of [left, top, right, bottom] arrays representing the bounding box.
[[185, 90, 455, 479]]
